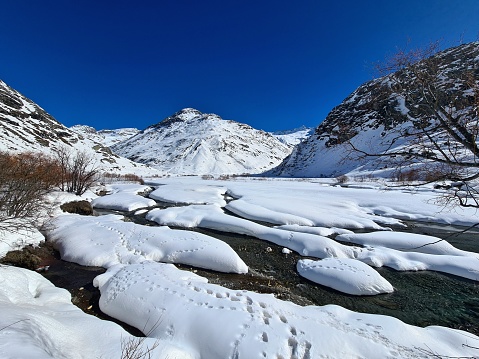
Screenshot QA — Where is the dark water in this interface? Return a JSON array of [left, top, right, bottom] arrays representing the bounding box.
[[177, 226, 479, 336], [64, 206, 479, 336]]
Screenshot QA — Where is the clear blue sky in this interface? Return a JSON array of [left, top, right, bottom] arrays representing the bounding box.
[[1, 1, 478, 132]]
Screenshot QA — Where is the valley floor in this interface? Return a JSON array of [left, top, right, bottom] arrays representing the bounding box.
[[1, 177, 479, 358]]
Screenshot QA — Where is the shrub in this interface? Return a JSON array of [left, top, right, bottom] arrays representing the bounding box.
[[60, 200, 93, 215], [54, 146, 100, 195], [0, 248, 42, 270], [336, 175, 349, 184], [101, 172, 145, 185], [0, 151, 61, 232]]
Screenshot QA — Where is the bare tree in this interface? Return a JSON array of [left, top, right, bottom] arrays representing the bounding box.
[[346, 41, 479, 207], [53, 146, 101, 196], [0, 152, 61, 232]]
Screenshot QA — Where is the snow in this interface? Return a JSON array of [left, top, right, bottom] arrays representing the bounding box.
[[48, 214, 248, 273], [104, 183, 152, 194], [149, 183, 227, 205], [0, 227, 44, 258], [219, 179, 479, 227], [271, 126, 312, 146], [145, 202, 479, 281], [0, 265, 188, 359], [337, 231, 479, 258], [2, 176, 479, 357], [297, 258, 394, 295], [92, 192, 157, 212], [275, 224, 353, 237], [93, 261, 479, 358], [146, 204, 357, 259], [111, 108, 292, 176]]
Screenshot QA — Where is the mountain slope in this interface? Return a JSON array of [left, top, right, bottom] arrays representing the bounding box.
[[271, 42, 479, 178], [271, 126, 313, 146], [70, 125, 139, 147], [112, 108, 292, 175], [0, 80, 159, 176]]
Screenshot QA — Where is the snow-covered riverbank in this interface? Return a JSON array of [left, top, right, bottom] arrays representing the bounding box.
[[1, 177, 478, 358]]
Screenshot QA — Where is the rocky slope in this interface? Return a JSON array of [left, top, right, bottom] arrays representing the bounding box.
[[270, 41, 479, 178], [112, 108, 293, 175], [0, 80, 159, 176]]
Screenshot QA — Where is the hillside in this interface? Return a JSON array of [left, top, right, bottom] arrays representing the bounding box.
[[271, 126, 313, 146], [0, 80, 159, 176], [70, 125, 139, 147], [271, 42, 479, 178], [112, 108, 293, 175]]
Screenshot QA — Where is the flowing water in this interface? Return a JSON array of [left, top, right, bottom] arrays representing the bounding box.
[[42, 204, 479, 336], [120, 207, 479, 335]]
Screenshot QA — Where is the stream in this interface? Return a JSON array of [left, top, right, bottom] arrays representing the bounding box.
[[39, 202, 479, 337]]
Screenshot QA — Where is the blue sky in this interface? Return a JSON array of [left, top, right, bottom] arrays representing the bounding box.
[[1, 1, 478, 132]]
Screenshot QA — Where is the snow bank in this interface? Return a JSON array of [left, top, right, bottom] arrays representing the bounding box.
[[219, 180, 406, 229], [337, 231, 479, 258], [91, 192, 157, 212], [0, 265, 185, 359], [146, 204, 479, 281], [149, 183, 227, 206], [0, 227, 44, 258], [48, 214, 247, 273], [146, 205, 357, 259], [220, 178, 479, 227], [275, 224, 353, 237], [226, 199, 315, 225], [146, 177, 479, 227], [297, 258, 394, 295], [356, 246, 479, 280], [94, 262, 479, 359], [104, 183, 152, 194]]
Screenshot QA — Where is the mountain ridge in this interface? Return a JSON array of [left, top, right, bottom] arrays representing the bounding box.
[[270, 41, 479, 178], [111, 108, 293, 176], [0, 79, 160, 176]]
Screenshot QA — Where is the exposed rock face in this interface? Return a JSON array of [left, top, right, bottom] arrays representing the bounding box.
[[112, 108, 293, 176], [270, 42, 479, 178], [0, 80, 80, 152]]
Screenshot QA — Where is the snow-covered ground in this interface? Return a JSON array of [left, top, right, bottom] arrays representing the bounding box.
[[1, 177, 479, 358]]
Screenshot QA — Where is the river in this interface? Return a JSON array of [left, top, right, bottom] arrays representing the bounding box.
[[40, 204, 479, 336]]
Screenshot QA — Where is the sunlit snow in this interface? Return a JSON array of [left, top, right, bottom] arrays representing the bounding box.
[[48, 214, 247, 273], [94, 261, 478, 358], [2, 176, 479, 358], [297, 258, 394, 295]]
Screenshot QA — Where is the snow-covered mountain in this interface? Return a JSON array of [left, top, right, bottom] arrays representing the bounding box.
[[271, 42, 479, 178], [112, 108, 293, 175], [70, 125, 139, 147], [0, 80, 159, 176], [271, 126, 313, 146]]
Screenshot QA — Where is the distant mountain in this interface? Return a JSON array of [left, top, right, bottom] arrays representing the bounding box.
[[70, 125, 139, 147], [270, 42, 479, 178], [271, 126, 313, 146], [0, 80, 159, 176], [112, 108, 293, 175]]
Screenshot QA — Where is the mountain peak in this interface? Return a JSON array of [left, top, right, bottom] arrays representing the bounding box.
[[175, 107, 203, 116], [155, 108, 203, 128], [112, 109, 293, 176]]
